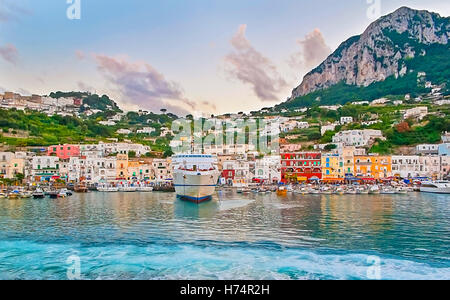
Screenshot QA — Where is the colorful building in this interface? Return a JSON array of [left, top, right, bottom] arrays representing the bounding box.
[[321, 154, 344, 182], [281, 152, 322, 183], [48, 144, 80, 160], [354, 155, 391, 179], [116, 154, 129, 180]]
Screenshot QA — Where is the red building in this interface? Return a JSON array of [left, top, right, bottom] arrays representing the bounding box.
[[73, 98, 82, 107], [221, 169, 235, 185], [48, 145, 80, 160], [281, 152, 322, 183]]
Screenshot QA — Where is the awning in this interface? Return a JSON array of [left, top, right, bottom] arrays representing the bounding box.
[[309, 176, 320, 181], [322, 178, 344, 182], [361, 177, 375, 181]]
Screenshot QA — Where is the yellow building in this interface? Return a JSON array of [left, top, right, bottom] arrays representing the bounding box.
[[342, 147, 355, 176], [128, 159, 153, 181], [8, 157, 26, 179], [322, 154, 344, 181], [354, 155, 392, 179]]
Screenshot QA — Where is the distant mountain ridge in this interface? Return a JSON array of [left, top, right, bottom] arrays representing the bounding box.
[[288, 6, 450, 102]]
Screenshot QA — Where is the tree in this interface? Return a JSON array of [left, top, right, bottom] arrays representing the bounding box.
[[128, 151, 137, 159], [324, 144, 337, 151], [396, 121, 411, 133]]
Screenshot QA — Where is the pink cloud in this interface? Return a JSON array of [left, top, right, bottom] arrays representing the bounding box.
[[224, 24, 287, 102], [288, 28, 331, 71], [0, 43, 18, 64], [93, 54, 201, 116]]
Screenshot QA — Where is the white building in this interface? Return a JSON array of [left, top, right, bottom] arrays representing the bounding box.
[[416, 144, 439, 155], [31, 156, 61, 178], [370, 98, 390, 106], [203, 144, 256, 156], [116, 129, 132, 135], [254, 156, 281, 183], [391, 155, 440, 179], [321, 123, 338, 136], [99, 121, 116, 126], [404, 107, 428, 120], [137, 127, 156, 135], [352, 101, 369, 105], [340, 116, 353, 125], [332, 130, 384, 147]]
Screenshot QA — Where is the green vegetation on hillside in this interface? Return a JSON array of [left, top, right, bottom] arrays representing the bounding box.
[[0, 109, 115, 147], [50, 91, 122, 112]]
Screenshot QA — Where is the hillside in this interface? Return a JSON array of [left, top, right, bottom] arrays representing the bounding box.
[[280, 7, 449, 109], [49, 91, 122, 113]]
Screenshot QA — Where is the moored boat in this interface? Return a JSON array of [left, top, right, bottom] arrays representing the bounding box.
[[8, 190, 20, 199], [173, 154, 220, 204], [33, 188, 45, 199], [137, 186, 153, 192], [276, 186, 287, 196], [420, 181, 450, 194], [74, 183, 88, 193], [20, 191, 33, 198]]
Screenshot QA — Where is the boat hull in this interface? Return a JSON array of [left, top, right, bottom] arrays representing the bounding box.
[[420, 187, 450, 194], [174, 171, 218, 204]]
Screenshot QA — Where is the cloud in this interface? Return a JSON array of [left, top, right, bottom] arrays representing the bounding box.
[[0, 43, 18, 64], [93, 54, 200, 116], [0, 0, 30, 23], [77, 81, 95, 93], [288, 28, 331, 72], [224, 24, 287, 102], [75, 50, 86, 60]]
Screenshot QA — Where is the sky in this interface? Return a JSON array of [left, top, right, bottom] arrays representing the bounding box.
[[0, 0, 449, 116]]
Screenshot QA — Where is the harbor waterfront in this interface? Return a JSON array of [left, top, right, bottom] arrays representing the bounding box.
[[0, 190, 448, 280]]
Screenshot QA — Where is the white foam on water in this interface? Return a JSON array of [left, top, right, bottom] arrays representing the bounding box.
[[0, 239, 448, 280]]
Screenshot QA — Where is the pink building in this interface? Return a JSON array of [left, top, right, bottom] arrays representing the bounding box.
[[47, 145, 80, 160]]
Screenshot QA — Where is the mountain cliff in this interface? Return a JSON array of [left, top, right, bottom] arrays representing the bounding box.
[[288, 6, 449, 101]]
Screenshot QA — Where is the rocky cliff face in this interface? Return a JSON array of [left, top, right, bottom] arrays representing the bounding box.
[[290, 7, 450, 100]]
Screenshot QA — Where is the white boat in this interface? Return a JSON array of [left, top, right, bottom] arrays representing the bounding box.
[[369, 185, 381, 195], [396, 187, 408, 194], [20, 191, 33, 198], [33, 189, 45, 199], [57, 190, 68, 198], [119, 185, 138, 192], [420, 181, 450, 194], [173, 154, 220, 203], [97, 185, 119, 192], [380, 187, 396, 194], [137, 186, 153, 192]]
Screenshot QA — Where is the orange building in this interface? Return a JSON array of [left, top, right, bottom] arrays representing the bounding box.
[[354, 155, 392, 179]]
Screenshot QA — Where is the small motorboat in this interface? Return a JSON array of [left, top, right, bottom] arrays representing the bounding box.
[[276, 186, 287, 196], [137, 186, 153, 192], [369, 186, 381, 195], [48, 191, 59, 199], [20, 191, 33, 198], [33, 189, 45, 199], [8, 190, 21, 199], [380, 187, 396, 194], [57, 190, 68, 198], [60, 189, 73, 196]]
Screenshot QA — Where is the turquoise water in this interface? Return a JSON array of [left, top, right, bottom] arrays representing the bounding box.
[[0, 191, 449, 280]]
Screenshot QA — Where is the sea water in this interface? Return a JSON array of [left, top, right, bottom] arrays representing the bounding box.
[[0, 191, 448, 280]]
